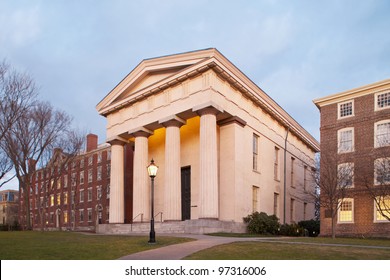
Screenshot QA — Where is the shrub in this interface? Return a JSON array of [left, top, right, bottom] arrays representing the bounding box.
[[298, 219, 320, 237], [243, 212, 280, 235], [279, 223, 304, 236]]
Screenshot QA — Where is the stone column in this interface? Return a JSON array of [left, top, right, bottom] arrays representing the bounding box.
[[197, 106, 221, 219], [160, 116, 185, 221], [131, 129, 152, 222], [108, 139, 126, 223]]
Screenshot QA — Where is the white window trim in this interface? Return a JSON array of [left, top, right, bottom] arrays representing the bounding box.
[[337, 198, 354, 224], [374, 119, 390, 148], [337, 162, 354, 188], [375, 91, 390, 111], [373, 197, 390, 223], [337, 127, 354, 154], [374, 158, 390, 185], [337, 100, 354, 119]]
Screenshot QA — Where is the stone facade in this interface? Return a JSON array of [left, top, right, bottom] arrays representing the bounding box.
[[96, 49, 319, 233], [314, 78, 390, 237]]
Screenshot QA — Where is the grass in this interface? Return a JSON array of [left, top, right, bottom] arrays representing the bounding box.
[[184, 237, 390, 260], [0, 231, 193, 260]]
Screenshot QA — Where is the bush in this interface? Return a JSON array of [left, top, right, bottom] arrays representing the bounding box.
[[279, 223, 304, 236], [243, 212, 280, 235], [298, 219, 320, 237]]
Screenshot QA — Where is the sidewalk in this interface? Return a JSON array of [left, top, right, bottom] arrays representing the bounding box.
[[118, 234, 390, 260], [118, 234, 262, 260]]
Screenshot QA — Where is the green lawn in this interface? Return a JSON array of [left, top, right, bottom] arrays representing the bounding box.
[[184, 237, 390, 260], [0, 231, 193, 260]]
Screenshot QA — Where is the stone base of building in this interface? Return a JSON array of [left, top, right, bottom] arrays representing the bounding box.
[[96, 219, 247, 235]]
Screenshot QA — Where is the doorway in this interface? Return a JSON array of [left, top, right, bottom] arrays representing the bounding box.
[[181, 166, 191, 221]]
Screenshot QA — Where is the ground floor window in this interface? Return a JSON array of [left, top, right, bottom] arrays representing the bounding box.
[[338, 198, 354, 223], [374, 196, 390, 222]]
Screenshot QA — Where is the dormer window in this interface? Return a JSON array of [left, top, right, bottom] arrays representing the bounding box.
[[338, 100, 354, 119]]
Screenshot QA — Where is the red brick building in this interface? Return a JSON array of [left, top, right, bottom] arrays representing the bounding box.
[[19, 134, 133, 231], [314, 79, 390, 237]]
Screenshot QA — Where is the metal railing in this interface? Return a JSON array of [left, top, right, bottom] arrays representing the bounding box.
[[154, 212, 163, 223]]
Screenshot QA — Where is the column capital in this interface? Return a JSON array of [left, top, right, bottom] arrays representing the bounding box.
[[217, 116, 247, 127], [193, 101, 224, 116], [159, 115, 186, 128], [129, 127, 153, 138], [107, 136, 128, 146]]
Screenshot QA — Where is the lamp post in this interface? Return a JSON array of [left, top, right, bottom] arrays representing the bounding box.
[[147, 159, 158, 243]]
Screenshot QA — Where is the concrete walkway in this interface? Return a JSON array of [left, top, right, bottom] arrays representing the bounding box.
[[118, 234, 262, 260], [118, 234, 390, 260]]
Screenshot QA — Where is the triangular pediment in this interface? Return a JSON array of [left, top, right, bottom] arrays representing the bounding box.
[[96, 48, 219, 115]]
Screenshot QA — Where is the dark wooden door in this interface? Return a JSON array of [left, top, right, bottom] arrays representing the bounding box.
[[181, 166, 191, 221]]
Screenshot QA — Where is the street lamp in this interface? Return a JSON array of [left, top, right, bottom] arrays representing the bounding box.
[[147, 159, 158, 243]]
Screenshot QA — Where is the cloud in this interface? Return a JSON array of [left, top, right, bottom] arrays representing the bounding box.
[[0, 4, 42, 48]]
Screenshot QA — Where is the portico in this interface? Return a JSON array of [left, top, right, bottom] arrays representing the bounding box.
[[96, 48, 319, 233]]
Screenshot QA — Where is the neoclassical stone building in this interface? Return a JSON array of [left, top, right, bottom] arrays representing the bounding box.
[[96, 48, 319, 233]]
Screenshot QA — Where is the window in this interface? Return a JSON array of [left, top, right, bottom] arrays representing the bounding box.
[[303, 165, 308, 191], [273, 193, 279, 217], [290, 157, 295, 187], [88, 156, 93, 166], [63, 175, 68, 188], [290, 198, 295, 223], [80, 189, 84, 203], [80, 158, 84, 169], [252, 186, 259, 212], [80, 171, 84, 185], [56, 193, 61, 206], [106, 185, 110, 199], [338, 128, 354, 153], [97, 186, 102, 200], [97, 166, 102, 181], [375, 120, 390, 147], [71, 173, 76, 187], [88, 208, 92, 222], [338, 100, 354, 119], [88, 169, 93, 183], [98, 152, 102, 163], [274, 147, 280, 180], [303, 202, 307, 220], [338, 163, 354, 188], [63, 211, 68, 224], [376, 92, 390, 110], [253, 134, 259, 171], [338, 198, 354, 223], [88, 188, 92, 202], [64, 192, 68, 205], [374, 196, 390, 222], [374, 158, 390, 185], [71, 191, 75, 204], [79, 210, 84, 222], [50, 195, 54, 206]]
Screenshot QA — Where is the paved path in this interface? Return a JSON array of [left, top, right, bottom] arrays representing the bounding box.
[[118, 234, 262, 260], [118, 234, 390, 260]]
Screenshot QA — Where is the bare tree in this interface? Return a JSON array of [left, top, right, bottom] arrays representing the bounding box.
[[361, 157, 390, 221], [1, 101, 79, 229], [315, 152, 354, 238], [0, 60, 37, 186]]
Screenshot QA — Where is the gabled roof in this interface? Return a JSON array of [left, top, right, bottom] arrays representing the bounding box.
[[96, 48, 319, 152]]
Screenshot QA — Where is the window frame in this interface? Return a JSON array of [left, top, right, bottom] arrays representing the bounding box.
[[374, 120, 390, 148], [338, 198, 354, 223], [338, 100, 354, 119], [374, 196, 390, 223], [375, 91, 390, 111], [338, 127, 354, 153]]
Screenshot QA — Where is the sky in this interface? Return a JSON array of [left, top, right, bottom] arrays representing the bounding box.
[[1, 0, 390, 189]]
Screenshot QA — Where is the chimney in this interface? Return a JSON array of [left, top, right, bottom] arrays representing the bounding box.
[[86, 134, 98, 152]]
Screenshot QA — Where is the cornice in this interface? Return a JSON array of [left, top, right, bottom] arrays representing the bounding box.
[[313, 78, 390, 108]]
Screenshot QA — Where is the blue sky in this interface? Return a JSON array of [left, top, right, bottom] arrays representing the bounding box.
[[1, 0, 389, 146]]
